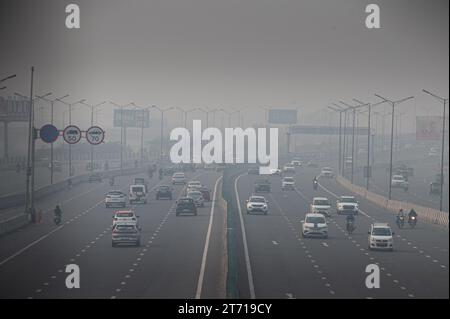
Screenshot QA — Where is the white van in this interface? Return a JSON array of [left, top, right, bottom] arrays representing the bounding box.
[[129, 184, 147, 204]]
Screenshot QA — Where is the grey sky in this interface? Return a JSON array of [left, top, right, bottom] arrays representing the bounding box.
[[0, 0, 448, 133]]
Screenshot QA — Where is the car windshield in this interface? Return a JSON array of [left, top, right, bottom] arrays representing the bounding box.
[[132, 186, 144, 192], [314, 199, 330, 206], [250, 197, 265, 203], [115, 225, 137, 232], [116, 212, 134, 218], [372, 228, 392, 236], [341, 197, 356, 203], [306, 216, 326, 224], [174, 173, 184, 178], [322, 168, 332, 172], [284, 178, 294, 182], [178, 198, 192, 204], [159, 186, 170, 190]]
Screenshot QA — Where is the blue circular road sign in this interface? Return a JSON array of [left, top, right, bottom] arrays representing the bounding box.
[[40, 124, 59, 143]]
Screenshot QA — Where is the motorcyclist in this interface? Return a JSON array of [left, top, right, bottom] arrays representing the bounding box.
[[408, 208, 418, 224], [159, 168, 163, 180], [396, 208, 405, 227], [313, 177, 318, 190], [346, 213, 356, 232], [54, 205, 62, 224]]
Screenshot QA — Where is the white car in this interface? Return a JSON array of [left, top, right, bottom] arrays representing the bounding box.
[[311, 197, 332, 217], [187, 180, 202, 192], [336, 196, 359, 215], [246, 195, 268, 215], [172, 172, 187, 185], [269, 168, 282, 176], [391, 175, 409, 191], [368, 223, 394, 251], [301, 213, 328, 238], [105, 190, 127, 208], [320, 167, 334, 178], [281, 176, 295, 190], [187, 190, 205, 207], [283, 164, 296, 174], [129, 184, 147, 204], [112, 210, 139, 227]]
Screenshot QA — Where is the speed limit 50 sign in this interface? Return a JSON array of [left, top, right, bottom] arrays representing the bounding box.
[[86, 126, 105, 145], [63, 125, 82, 144]]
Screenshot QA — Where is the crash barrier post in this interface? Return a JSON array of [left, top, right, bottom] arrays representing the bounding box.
[[336, 175, 448, 228]]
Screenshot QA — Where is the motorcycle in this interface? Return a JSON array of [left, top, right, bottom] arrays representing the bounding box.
[[408, 216, 417, 228], [396, 215, 405, 229], [54, 215, 62, 226], [346, 220, 356, 234], [313, 180, 318, 191]]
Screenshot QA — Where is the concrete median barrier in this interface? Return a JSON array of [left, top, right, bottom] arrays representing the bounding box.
[[336, 175, 448, 228]]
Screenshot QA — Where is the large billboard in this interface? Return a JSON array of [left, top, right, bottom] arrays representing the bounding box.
[[416, 116, 445, 140], [268, 109, 298, 124], [0, 97, 30, 122], [114, 109, 150, 128]]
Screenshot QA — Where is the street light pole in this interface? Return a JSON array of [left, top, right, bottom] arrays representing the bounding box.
[[375, 94, 414, 200], [36, 94, 68, 184], [328, 105, 345, 175], [353, 98, 385, 190], [81, 101, 106, 171], [422, 89, 448, 212], [152, 105, 173, 161]]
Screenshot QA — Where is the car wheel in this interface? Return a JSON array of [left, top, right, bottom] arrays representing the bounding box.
[[301, 232, 305, 238], [105, 204, 109, 208]]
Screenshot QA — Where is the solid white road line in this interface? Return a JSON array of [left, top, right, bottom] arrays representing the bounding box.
[[235, 174, 256, 299], [195, 175, 222, 299]]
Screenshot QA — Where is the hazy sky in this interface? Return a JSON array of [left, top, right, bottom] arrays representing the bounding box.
[[0, 0, 448, 132]]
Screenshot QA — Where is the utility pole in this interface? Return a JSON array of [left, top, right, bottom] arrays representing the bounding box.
[[422, 89, 448, 212], [374, 94, 414, 200]]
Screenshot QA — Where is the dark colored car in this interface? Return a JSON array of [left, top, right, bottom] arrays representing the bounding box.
[[198, 187, 211, 202], [156, 185, 173, 200], [176, 197, 197, 216], [254, 179, 271, 193], [88, 173, 102, 183]]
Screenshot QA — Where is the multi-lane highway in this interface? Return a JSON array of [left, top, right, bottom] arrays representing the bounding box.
[[0, 169, 226, 299], [0, 161, 448, 299], [233, 164, 448, 299]]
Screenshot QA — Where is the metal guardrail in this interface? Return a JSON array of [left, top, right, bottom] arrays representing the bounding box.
[[336, 175, 449, 228]]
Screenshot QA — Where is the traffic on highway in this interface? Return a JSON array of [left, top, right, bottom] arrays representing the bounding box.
[[0, 0, 448, 307]]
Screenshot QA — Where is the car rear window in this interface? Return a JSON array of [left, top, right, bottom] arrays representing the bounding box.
[[108, 191, 123, 196], [250, 197, 265, 203], [116, 212, 134, 217], [115, 225, 137, 232], [284, 177, 294, 182], [132, 186, 144, 192], [179, 198, 193, 204]]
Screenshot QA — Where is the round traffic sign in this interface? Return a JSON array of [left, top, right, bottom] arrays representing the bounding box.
[[86, 126, 105, 145], [40, 124, 59, 143], [63, 125, 82, 144]]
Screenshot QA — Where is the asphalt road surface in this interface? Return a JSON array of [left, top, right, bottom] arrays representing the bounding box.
[[0, 164, 447, 299], [0, 169, 226, 299], [233, 165, 448, 299]]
